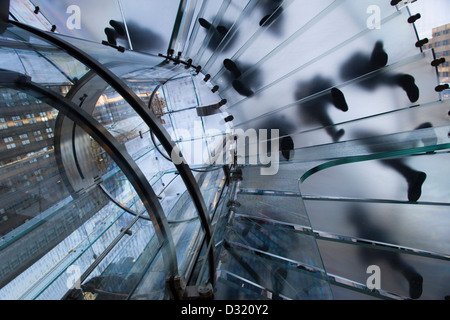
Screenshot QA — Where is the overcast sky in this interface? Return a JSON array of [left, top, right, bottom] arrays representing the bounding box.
[[407, 0, 450, 38]]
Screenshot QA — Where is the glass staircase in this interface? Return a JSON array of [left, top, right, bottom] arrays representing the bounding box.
[[0, 0, 449, 300]]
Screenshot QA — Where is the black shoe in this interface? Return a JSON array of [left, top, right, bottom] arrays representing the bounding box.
[[330, 87, 348, 112], [198, 18, 211, 29], [223, 59, 242, 78], [407, 272, 423, 299], [232, 79, 254, 97], [109, 20, 126, 36], [216, 25, 228, 35], [104, 27, 117, 45], [333, 129, 345, 142], [280, 136, 294, 160], [398, 74, 419, 103], [370, 41, 389, 70], [259, 7, 283, 26], [407, 171, 426, 202]]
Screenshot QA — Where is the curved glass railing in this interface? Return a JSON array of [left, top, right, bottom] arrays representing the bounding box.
[[0, 18, 231, 300]]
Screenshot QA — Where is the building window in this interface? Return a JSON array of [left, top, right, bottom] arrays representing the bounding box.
[[435, 41, 441, 47], [6, 143, 16, 149], [4, 137, 13, 143], [19, 133, 28, 139]]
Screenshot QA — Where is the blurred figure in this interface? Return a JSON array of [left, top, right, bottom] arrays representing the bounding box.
[[353, 123, 435, 202], [380, 159, 426, 203], [104, 20, 164, 53], [295, 75, 348, 142], [223, 58, 262, 97], [255, 115, 296, 161], [348, 204, 423, 299], [340, 41, 419, 103], [236, 220, 289, 299], [198, 18, 232, 51], [257, 0, 285, 35]]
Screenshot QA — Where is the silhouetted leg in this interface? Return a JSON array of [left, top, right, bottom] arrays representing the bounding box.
[[199, 18, 212, 29], [109, 20, 126, 36], [330, 87, 348, 112], [312, 109, 345, 142], [414, 122, 437, 153], [387, 254, 423, 299], [381, 159, 426, 202], [378, 73, 420, 103], [370, 41, 389, 70], [232, 79, 254, 97]]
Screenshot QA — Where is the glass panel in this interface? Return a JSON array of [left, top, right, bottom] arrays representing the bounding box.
[[234, 192, 310, 227], [300, 151, 450, 203], [119, 0, 181, 54], [184, 0, 232, 61], [0, 89, 160, 300], [304, 200, 450, 256], [0, 25, 90, 89], [317, 239, 450, 300], [196, 0, 257, 69], [217, 238, 333, 299], [229, 45, 438, 135]]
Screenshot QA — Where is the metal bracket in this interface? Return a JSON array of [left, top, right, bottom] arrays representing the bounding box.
[[183, 283, 214, 300]]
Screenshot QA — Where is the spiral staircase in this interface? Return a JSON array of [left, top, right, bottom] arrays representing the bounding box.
[[0, 0, 449, 300]]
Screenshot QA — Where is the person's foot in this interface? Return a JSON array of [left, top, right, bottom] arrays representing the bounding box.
[[109, 20, 126, 36], [104, 28, 117, 45], [198, 18, 211, 29], [232, 79, 254, 97], [332, 128, 345, 142], [216, 25, 228, 35], [259, 8, 283, 26], [330, 87, 348, 112], [370, 41, 389, 70], [404, 269, 423, 299], [407, 171, 426, 202], [398, 74, 420, 103], [280, 136, 294, 160], [223, 59, 242, 78]]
